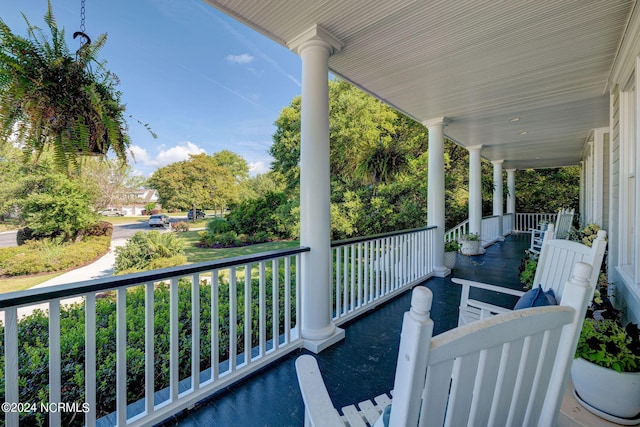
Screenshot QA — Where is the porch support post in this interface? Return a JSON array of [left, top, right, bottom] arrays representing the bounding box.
[[506, 168, 516, 232], [467, 145, 484, 253], [424, 117, 450, 277], [289, 25, 345, 353], [506, 169, 516, 215], [591, 128, 606, 226], [492, 160, 504, 240]]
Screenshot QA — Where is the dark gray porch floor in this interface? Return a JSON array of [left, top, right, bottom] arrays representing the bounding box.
[[160, 233, 531, 427]]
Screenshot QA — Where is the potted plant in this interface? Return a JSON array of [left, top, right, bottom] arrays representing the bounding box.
[[459, 233, 481, 256], [444, 240, 460, 269], [571, 282, 640, 422], [0, 3, 153, 171]]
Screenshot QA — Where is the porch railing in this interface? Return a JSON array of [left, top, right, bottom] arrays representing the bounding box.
[[330, 226, 436, 325], [1, 247, 308, 427], [445, 213, 515, 244], [514, 212, 558, 232], [445, 220, 469, 242], [1, 227, 439, 427], [503, 213, 514, 235]]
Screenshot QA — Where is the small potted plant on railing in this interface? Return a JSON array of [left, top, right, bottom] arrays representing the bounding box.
[[444, 240, 460, 269], [459, 233, 481, 256], [571, 281, 640, 422]]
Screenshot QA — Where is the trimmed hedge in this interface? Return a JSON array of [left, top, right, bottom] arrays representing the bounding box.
[[0, 236, 110, 276]]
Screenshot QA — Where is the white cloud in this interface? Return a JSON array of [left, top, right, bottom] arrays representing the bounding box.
[[129, 141, 206, 168], [226, 53, 254, 64], [248, 160, 270, 176]]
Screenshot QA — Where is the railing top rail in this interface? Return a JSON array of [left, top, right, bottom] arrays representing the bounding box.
[[0, 246, 310, 309], [330, 226, 436, 248], [481, 214, 500, 220]]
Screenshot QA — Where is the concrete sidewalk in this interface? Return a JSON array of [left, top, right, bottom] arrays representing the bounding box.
[[32, 238, 127, 289], [3, 238, 128, 320]]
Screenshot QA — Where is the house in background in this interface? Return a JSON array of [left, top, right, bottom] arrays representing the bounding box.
[[118, 188, 160, 216]]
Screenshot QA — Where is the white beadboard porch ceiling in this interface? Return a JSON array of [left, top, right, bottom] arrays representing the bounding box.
[[204, 0, 636, 169]]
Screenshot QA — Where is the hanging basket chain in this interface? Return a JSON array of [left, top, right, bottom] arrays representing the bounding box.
[[74, 0, 90, 58], [80, 0, 86, 33]]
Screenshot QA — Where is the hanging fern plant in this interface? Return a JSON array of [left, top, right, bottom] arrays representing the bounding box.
[[0, 2, 133, 171]]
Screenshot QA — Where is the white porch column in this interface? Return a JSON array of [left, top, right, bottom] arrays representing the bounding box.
[[289, 26, 344, 353], [424, 118, 450, 277], [492, 160, 504, 239], [591, 128, 606, 226], [506, 168, 516, 232], [506, 168, 516, 215], [468, 145, 483, 239]]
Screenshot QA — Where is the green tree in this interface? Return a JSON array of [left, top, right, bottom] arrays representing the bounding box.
[[148, 153, 237, 212], [20, 173, 98, 241], [0, 143, 24, 219], [227, 192, 297, 239], [239, 171, 286, 202], [211, 150, 250, 183], [516, 167, 580, 213], [270, 79, 430, 237], [79, 157, 145, 210]]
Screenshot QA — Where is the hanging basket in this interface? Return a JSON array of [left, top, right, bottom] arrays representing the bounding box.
[[0, 4, 131, 169]]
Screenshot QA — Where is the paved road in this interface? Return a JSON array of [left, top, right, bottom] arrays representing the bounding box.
[[0, 219, 183, 248]]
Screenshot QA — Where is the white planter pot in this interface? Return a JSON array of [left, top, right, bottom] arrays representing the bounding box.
[[443, 251, 457, 269], [571, 357, 640, 420], [460, 240, 480, 256]]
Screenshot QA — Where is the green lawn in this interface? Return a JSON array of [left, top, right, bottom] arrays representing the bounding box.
[[0, 230, 300, 292], [0, 271, 64, 294], [180, 230, 300, 263]]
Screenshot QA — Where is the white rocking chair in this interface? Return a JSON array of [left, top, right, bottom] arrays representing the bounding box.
[[454, 224, 606, 326], [530, 208, 575, 254], [296, 262, 595, 427]]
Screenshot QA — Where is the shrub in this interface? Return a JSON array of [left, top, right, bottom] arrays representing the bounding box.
[[518, 251, 538, 290], [215, 231, 241, 247], [226, 192, 295, 238], [114, 231, 185, 274], [116, 255, 187, 275], [83, 221, 114, 237], [0, 272, 298, 425], [207, 218, 231, 234], [15, 226, 59, 246], [0, 236, 110, 276], [171, 221, 189, 232]]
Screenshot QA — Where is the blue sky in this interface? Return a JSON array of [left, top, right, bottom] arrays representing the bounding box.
[[0, 0, 303, 176]]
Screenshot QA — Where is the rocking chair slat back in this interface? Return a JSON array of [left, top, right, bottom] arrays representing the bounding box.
[[296, 262, 595, 427], [533, 224, 606, 299]]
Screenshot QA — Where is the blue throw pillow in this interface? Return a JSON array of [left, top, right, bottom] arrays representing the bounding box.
[[514, 285, 557, 310]]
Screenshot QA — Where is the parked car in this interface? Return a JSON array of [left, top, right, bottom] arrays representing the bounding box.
[[187, 209, 206, 220], [148, 214, 170, 227], [98, 208, 124, 216]]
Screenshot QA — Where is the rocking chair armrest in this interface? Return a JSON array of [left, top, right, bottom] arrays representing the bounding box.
[[452, 278, 526, 298], [296, 355, 344, 426]]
